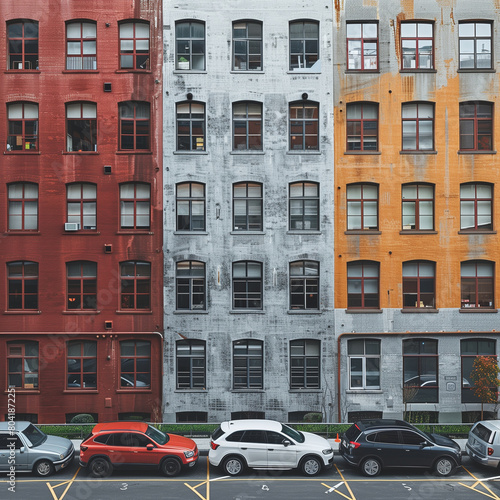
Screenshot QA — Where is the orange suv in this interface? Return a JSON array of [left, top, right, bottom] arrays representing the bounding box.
[[79, 421, 198, 477]]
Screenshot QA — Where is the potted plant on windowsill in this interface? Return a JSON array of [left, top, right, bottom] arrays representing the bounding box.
[[177, 56, 189, 70]]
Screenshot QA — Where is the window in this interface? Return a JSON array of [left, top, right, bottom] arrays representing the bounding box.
[[120, 340, 151, 388], [7, 261, 38, 310], [460, 183, 493, 231], [176, 102, 205, 151], [459, 21, 492, 69], [459, 101, 493, 151], [290, 261, 319, 310], [400, 22, 434, 69], [67, 183, 96, 230], [403, 339, 438, 403], [233, 102, 262, 150], [346, 183, 378, 230], [233, 339, 263, 389], [7, 20, 38, 70], [289, 21, 319, 70], [176, 340, 206, 389], [67, 261, 97, 310], [403, 261, 435, 309], [66, 102, 97, 152], [402, 102, 434, 151], [66, 21, 96, 70], [176, 21, 205, 70], [233, 261, 263, 310], [461, 260, 494, 309], [233, 182, 262, 231], [346, 102, 378, 151], [233, 21, 262, 70], [402, 183, 434, 230], [119, 21, 150, 70], [461, 339, 496, 402], [120, 183, 150, 229], [289, 101, 319, 151], [289, 182, 319, 230], [119, 101, 150, 151], [176, 182, 205, 230], [176, 261, 205, 310], [7, 341, 38, 389], [346, 22, 378, 70], [290, 340, 320, 389], [347, 261, 379, 309], [7, 102, 38, 151], [8, 183, 38, 230], [66, 340, 97, 389], [176, 412, 208, 423], [120, 261, 151, 310], [348, 339, 380, 389]]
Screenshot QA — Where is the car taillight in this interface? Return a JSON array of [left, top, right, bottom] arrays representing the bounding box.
[[210, 441, 219, 450], [80, 445, 88, 452], [488, 447, 494, 456], [350, 441, 361, 449]]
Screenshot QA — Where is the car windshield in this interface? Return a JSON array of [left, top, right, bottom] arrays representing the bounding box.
[[22, 424, 47, 447], [146, 425, 169, 445], [281, 423, 305, 443]]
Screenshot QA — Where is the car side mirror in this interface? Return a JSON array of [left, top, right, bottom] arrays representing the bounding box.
[[282, 439, 291, 447], [19, 446, 25, 453], [146, 444, 154, 451], [420, 441, 429, 447]]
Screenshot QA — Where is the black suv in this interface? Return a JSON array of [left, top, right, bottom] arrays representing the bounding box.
[[340, 419, 461, 477]]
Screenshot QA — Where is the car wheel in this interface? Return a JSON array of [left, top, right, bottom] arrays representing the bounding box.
[[223, 456, 245, 476], [301, 456, 322, 476], [361, 457, 382, 477], [89, 457, 113, 478], [34, 459, 54, 477], [161, 457, 182, 477], [434, 457, 455, 477]]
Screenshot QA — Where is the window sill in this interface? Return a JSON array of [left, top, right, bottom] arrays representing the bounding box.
[[63, 389, 99, 394], [289, 388, 322, 393], [287, 230, 322, 235], [286, 70, 321, 74], [116, 389, 152, 393], [116, 230, 153, 235], [63, 151, 99, 155], [62, 231, 100, 235], [62, 70, 99, 74], [4, 151, 40, 155], [115, 69, 152, 74], [115, 150, 152, 155], [400, 308, 438, 313], [4, 231, 41, 236], [4, 310, 41, 315], [399, 69, 437, 73], [345, 230, 381, 235], [344, 151, 381, 155], [459, 308, 498, 313], [173, 230, 208, 235], [4, 390, 40, 394], [400, 230, 438, 235], [230, 150, 265, 155], [458, 230, 496, 235], [173, 70, 207, 74], [345, 70, 380, 74], [173, 310, 208, 314], [400, 150, 438, 155], [174, 389, 207, 393], [231, 389, 265, 393], [231, 231, 265, 235], [287, 310, 322, 314], [286, 150, 321, 155], [62, 310, 100, 315], [4, 70, 41, 74], [173, 150, 208, 155], [115, 310, 153, 314], [230, 310, 265, 314], [230, 70, 264, 74], [346, 389, 383, 394], [458, 150, 496, 155], [458, 68, 495, 73], [345, 309, 382, 314]]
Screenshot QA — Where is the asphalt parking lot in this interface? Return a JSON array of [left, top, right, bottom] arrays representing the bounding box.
[[2, 455, 500, 500]]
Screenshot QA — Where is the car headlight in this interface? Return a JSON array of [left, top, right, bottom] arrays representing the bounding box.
[[184, 450, 195, 458], [59, 454, 64, 459], [322, 448, 333, 455]]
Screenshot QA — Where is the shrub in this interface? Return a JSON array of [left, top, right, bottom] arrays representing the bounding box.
[[70, 414, 95, 424]]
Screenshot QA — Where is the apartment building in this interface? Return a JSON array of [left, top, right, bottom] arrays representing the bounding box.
[[0, 0, 163, 423], [334, 0, 500, 423], [162, 1, 336, 423]]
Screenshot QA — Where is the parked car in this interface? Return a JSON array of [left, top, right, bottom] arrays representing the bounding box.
[[340, 419, 461, 477], [79, 421, 198, 477], [466, 420, 500, 468], [208, 419, 333, 476], [0, 421, 74, 477]]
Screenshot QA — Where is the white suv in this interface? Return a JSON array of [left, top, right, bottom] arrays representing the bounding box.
[[467, 420, 500, 468], [208, 419, 334, 476]]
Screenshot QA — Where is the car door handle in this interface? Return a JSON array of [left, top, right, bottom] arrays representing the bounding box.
[[268, 449, 274, 451], [241, 447, 247, 450], [405, 449, 411, 452]]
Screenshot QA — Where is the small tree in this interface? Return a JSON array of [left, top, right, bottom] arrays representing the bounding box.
[[403, 383, 420, 422], [470, 356, 500, 420]]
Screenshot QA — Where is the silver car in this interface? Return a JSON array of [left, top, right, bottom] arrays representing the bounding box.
[[466, 420, 500, 468], [0, 421, 74, 476]]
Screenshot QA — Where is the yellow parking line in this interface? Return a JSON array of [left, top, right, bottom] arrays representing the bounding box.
[[334, 464, 357, 500], [46, 467, 81, 500], [458, 466, 500, 500]]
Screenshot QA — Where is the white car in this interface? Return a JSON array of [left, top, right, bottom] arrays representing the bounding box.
[[208, 419, 333, 476]]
